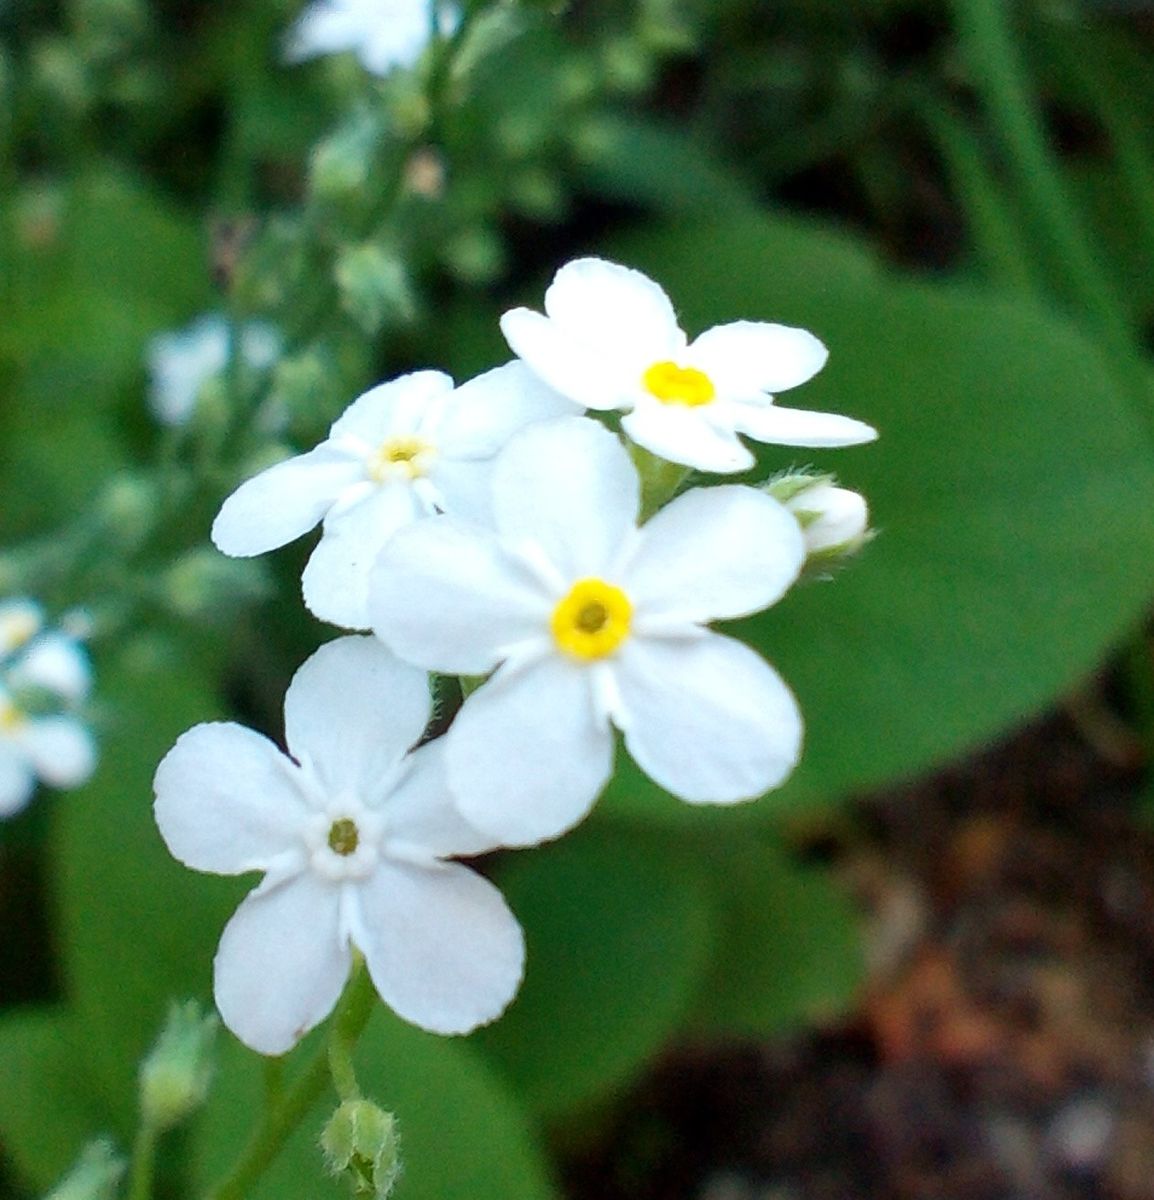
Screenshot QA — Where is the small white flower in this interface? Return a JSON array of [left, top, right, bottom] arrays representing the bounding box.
[[147, 314, 281, 427], [0, 617, 96, 818], [153, 636, 524, 1055], [500, 257, 878, 473], [212, 365, 570, 631], [785, 481, 869, 557], [284, 0, 454, 76], [0, 598, 43, 658], [370, 417, 807, 847]]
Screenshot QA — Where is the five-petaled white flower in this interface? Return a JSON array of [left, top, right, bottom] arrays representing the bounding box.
[[284, 0, 455, 76], [211, 366, 570, 631], [148, 314, 281, 428], [153, 636, 525, 1056], [500, 257, 877, 474], [369, 417, 807, 848], [0, 601, 96, 817]]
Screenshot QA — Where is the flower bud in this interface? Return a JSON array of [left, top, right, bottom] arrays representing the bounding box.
[[335, 243, 417, 334], [45, 1139, 124, 1200], [161, 549, 272, 624], [321, 1099, 401, 1198], [138, 1000, 218, 1131], [765, 472, 871, 568]]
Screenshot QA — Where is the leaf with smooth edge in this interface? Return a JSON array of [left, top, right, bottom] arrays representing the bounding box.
[[52, 639, 245, 1129], [0, 1009, 107, 1191], [473, 830, 715, 1120], [576, 214, 1154, 820], [194, 1010, 560, 1200], [689, 838, 864, 1037]]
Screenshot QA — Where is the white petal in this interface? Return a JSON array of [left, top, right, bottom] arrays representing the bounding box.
[[615, 634, 802, 803], [426, 459, 494, 524], [370, 518, 551, 674], [328, 371, 453, 445], [13, 633, 91, 702], [621, 401, 754, 473], [214, 874, 349, 1055], [446, 657, 613, 847], [731, 401, 878, 448], [19, 716, 96, 789], [211, 446, 363, 557], [283, 636, 430, 798], [353, 859, 524, 1034], [302, 485, 423, 630], [492, 417, 639, 579], [154, 723, 307, 875], [543, 258, 683, 358], [385, 739, 505, 858], [499, 309, 635, 412], [435, 362, 575, 459], [358, 11, 434, 73], [0, 744, 34, 816], [0, 599, 43, 656], [284, 1, 367, 61], [624, 486, 805, 625], [688, 321, 828, 395]]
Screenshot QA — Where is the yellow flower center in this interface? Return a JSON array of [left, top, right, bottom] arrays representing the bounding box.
[[551, 578, 633, 661], [327, 818, 360, 857], [0, 699, 24, 732], [368, 436, 434, 482], [642, 361, 716, 407]]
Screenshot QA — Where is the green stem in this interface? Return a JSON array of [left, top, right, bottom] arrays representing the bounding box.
[[205, 962, 377, 1200], [951, 0, 1134, 359], [327, 956, 376, 1103], [630, 444, 690, 522], [126, 1120, 159, 1200], [921, 97, 1044, 296]]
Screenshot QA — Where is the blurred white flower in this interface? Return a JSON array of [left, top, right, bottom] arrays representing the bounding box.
[[501, 257, 877, 473], [783, 480, 870, 557], [147, 314, 281, 427], [284, 0, 455, 76], [211, 365, 570, 630], [153, 636, 524, 1055], [370, 417, 806, 847], [0, 604, 96, 817]]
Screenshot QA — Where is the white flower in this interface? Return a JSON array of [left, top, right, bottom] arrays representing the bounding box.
[[784, 480, 869, 557], [500, 257, 878, 473], [212, 365, 570, 631], [284, 0, 455, 76], [147, 314, 281, 427], [0, 613, 95, 817], [153, 636, 524, 1056], [369, 417, 806, 847], [0, 598, 43, 658]]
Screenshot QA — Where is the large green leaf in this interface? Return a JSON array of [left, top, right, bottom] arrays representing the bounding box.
[[473, 830, 715, 1120], [0, 1008, 108, 1191], [582, 214, 1154, 820], [689, 838, 863, 1037], [193, 1009, 560, 1200], [51, 639, 242, 1131]]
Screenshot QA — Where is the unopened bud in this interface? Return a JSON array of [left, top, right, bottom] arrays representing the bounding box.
[[310, 111, 382, 202], [162, 549, 272, 623], [335, 243, 417, 334], [44, 1139, 124, 1200], [765, 473, 871, 568], [322, 1099, 400, 1198], [138, 1001, 218, 1131]]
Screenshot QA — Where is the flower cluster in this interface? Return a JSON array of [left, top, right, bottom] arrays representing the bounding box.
[[0, 600, 96, 817], [155, 257, 876, 1054]]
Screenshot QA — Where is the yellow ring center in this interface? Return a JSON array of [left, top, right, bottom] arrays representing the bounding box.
[[551, 578, 633, 661], [368, 435, 433, 482], [642, 361, 716, 407]]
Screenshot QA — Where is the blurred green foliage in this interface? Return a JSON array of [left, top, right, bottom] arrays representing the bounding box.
[[3, 0, 1154, 1197]]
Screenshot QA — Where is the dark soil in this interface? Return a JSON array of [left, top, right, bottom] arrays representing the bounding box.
[[566, 699, 1154, 1200]]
